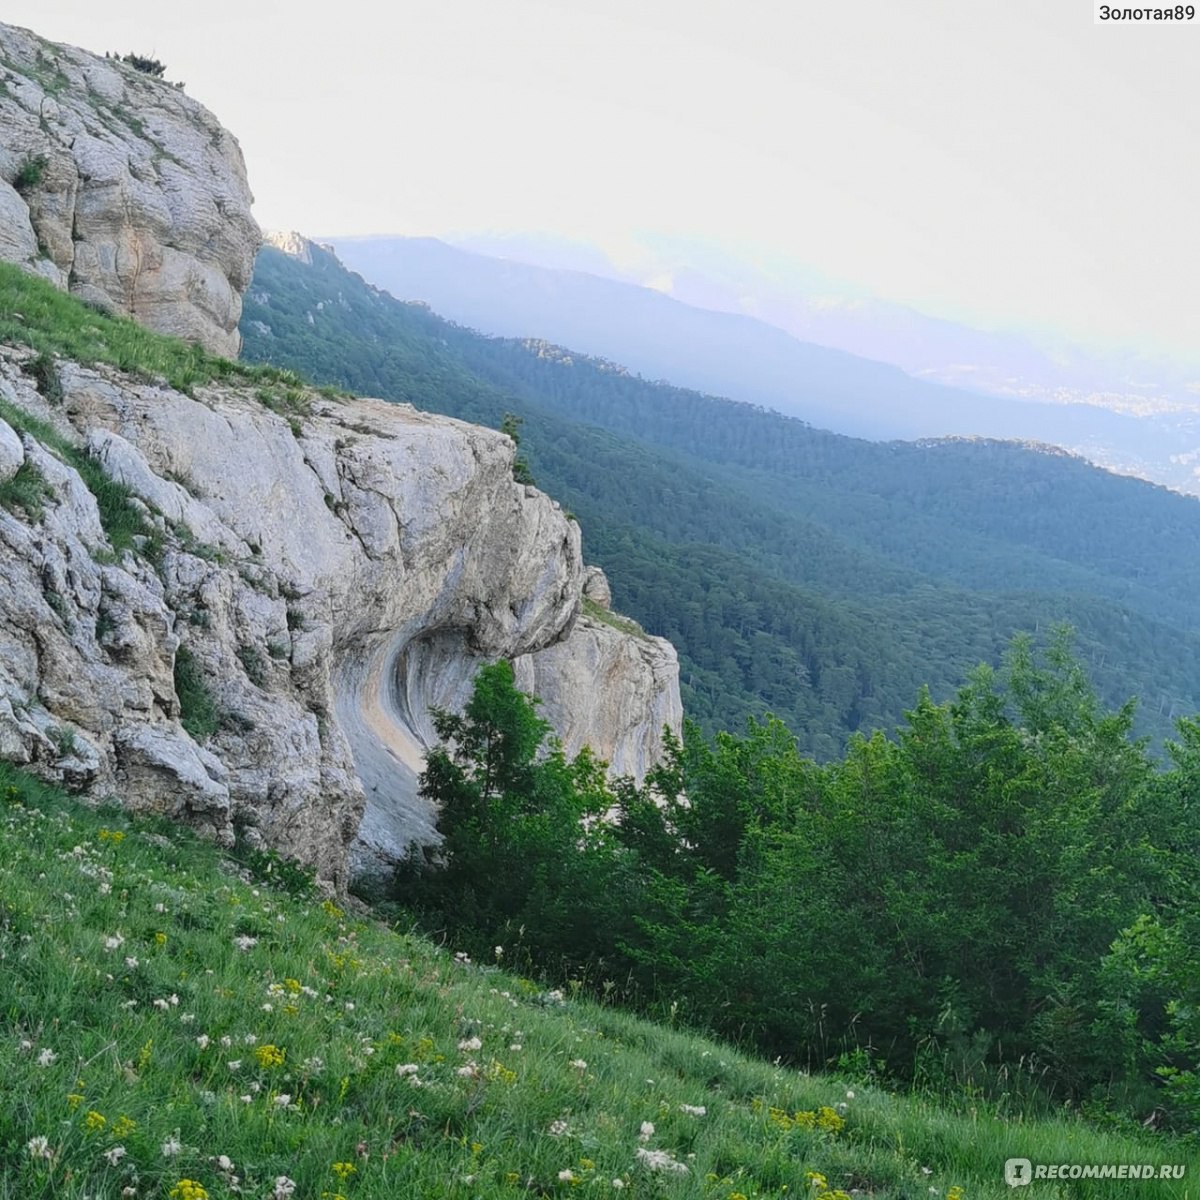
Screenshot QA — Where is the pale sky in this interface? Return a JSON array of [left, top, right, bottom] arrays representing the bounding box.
[[9, 1, 1199, 357]]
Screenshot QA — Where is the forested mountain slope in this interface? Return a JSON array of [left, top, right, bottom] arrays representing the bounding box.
[[240, 241, 1200, 755]]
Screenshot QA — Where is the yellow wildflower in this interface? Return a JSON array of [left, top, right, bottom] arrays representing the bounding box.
[[83, 1110, 106, 1132], [255, 1043, 286, 1068], [816, 1106, 845, 1134], [169, 1182, 210, 1200], [332, 1161, 357, 1180]]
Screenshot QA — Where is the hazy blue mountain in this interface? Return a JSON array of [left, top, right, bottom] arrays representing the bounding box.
[[448, 231, 1200, 494], [327, 235, 1182, 490]]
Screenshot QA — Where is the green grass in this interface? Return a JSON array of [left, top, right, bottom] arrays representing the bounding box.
[[0, 763, 1193, 1200], [173, 646, 222, 741], [582, 597, 650, 641], [0, 394, 158, 560], [0, 262, 315, 564], [0, 261, 304, 396], [0, 459, 54, 520]]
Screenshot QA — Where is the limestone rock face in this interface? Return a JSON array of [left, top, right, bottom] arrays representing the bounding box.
[[0, 23, 259, 356], [515, 615, 682, 781], [0, 348, 681, 886]]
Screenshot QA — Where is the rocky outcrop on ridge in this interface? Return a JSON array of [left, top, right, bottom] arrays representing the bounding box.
[[0, 22, 259, 356]]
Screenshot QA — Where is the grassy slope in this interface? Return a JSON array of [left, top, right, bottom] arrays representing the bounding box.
[[1, 766, 1195, 1200]]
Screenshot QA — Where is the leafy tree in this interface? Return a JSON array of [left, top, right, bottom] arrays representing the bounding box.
[[391, 661, 628, 974], [500, 412, 536, 485]]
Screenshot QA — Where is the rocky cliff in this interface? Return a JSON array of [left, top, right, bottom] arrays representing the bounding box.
[[0, 22, 681, 887], [0, 333, 681, 885], [0, 22, 259, 356]]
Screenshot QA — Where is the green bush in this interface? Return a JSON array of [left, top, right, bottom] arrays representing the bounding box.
[[0, 459, 53, 520], [173, 645, 221, 740], [20, 351, 63, 403], [115, 51, 166, 77], [13, 153, 48, 195]]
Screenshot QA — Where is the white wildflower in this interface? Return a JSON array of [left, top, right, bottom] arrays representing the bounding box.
[[395, 1063, 420, 1076], [457, 1061, 479, 1078], [36, 1048, 57, 1068], [233, 935, 258, 951], [102, 933, 125, 952], [196, 1035, 211, 1050], [639, 1121, 655, 1142], [679, 1104, 706, 1116], [239, 1094, 253, 1103], [153, 998, 171, 1011], [273, 1093, 292, 1107], [160, 1136, 182, 1157], [124, 956, 139, 969], [549, 1119, 570, 1136], [272, 1176, 297, 1199], [227, 1060, 242, 1071], [559, 1170, 577, 1183], [636, 1147, 688, 1175], [27, 1135, 53, 1160], [216, 1154, 236, 1171], [104, 1145, 127, 1166], [458, 1036, 482, 1052], [846, 1088, 856, 1099], [509, 1043, 523, 1051], [612, 1182, 625, 1190], [569, 1058, 587, 1071]]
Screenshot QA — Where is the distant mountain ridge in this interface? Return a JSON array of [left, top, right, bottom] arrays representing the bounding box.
[[449, 230, 1200, 490], [326, 235, 1194, 494]]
